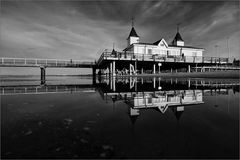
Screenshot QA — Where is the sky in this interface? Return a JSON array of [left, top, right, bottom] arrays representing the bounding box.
[[0, 0, 239, 75]]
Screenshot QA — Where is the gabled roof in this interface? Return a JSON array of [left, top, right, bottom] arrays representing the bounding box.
[[173, 32, 184, 42], [153, 39, 162, 45], [153, 38, 168, 47], [127, 27, 139, 39]]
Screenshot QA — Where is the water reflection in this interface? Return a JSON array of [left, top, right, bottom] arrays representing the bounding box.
[[1, 77, 239, 158], [96, 77, 239, 122]]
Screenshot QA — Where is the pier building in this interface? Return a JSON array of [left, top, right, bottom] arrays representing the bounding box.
[[96, 25, 229, 76], [124, 26, 204, 59]]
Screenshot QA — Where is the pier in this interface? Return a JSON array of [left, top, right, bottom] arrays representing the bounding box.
[[95, 50, 236, 76], [0, 57, 96, 83], [0, 53, 239, 82]]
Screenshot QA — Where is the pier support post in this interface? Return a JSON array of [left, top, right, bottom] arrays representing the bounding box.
[[153, 77, 156, 88], [92, 66, 96, 85], [40, 66, 46, 84], [110, 63, 113, 76], [141, 68, 143, 74], [129, 63, 132, 75], [158, 63, 162, 73], [135, 61, 137, 75], [188, 65, 191, 73], [153, 64, 156, 74], [113, 77, 116, 91], [112, 61, 116, 76]]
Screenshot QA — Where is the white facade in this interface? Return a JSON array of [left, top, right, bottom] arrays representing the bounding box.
[[133, 90, 203, 108], [128, 36, 139, 46], [125, 39, 203, 57], [176, 41, 184, 46], [124, 28, 204, 57]]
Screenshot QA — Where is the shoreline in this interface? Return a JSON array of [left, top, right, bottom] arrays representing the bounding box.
[[105, 71, 240, 79]]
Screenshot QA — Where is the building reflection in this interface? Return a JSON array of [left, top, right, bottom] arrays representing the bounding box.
[[97, 77, 239, 123], [1, 77, 239, 123]]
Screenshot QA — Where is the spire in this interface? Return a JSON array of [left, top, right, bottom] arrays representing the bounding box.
[[172, 23, 184, 46], [175, 23, 183, 41], [127, 27, 139, 39], [131, 16, 134, 27], [174, 32, 184, 41], [127, 17, 140, 45], [111, 42, 116, 54], [127, 16, 139, 39], [177, 22, 181, 32]]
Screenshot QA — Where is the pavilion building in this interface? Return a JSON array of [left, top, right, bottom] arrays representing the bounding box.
[[123, 26, 204, 58]]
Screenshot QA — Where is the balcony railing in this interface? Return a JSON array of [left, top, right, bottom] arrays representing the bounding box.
[[97, 50, 229, 64]]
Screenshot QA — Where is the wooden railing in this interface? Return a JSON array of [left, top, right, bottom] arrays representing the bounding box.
[[0, 57, 95, 68], [0, 84, 95, 95]]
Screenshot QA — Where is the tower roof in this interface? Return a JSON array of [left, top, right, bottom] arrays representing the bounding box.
[[173, 32, 184, 42], [127, 27, 139, 39]]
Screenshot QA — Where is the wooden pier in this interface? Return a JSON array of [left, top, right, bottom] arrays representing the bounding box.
[[0, 51, 239, 81], [96, 50, 237, 76]]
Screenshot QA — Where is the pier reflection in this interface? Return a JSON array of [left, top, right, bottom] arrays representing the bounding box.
[[97, 77, 239, 121]]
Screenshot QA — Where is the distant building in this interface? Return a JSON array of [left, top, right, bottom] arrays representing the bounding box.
[[123, 26, 204, 58]]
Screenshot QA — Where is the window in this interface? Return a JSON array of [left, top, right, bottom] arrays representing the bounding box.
[[148, 49, 152, 54]]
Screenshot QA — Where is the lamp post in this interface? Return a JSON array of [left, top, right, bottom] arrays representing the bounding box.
[[158, 63, 162, 73], [227, 37, 230, 64], [215, 45, 219, 65]]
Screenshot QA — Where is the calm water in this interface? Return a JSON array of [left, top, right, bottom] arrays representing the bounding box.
[[1, 76, 239, 159]]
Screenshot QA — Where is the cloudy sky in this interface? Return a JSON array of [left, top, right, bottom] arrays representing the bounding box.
[[0, 0, 239, 75]]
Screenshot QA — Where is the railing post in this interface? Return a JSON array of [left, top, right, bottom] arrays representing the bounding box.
[[40, 66, 46, 85], [25, 58, 27, 65], [35, 59, 37, 65]]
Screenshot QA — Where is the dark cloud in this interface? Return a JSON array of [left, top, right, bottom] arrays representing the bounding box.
[[1, 0, 239, 62]]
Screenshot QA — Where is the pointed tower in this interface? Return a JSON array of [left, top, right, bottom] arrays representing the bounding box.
[[172, 25, 184, 46], [127, 18, 139, 46]]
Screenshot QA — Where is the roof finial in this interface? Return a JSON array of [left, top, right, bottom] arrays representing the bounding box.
[[177, 23, 181, 33], [113, 42, 115, 50], [131, 16, 134, 27]]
